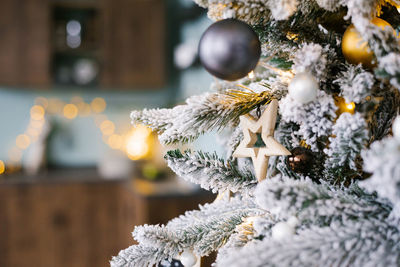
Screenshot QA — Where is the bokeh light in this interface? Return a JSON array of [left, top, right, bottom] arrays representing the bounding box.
[[108, 134, 123, 149], [30, 105, 45, 121], [9, 147, 23, 161], [346, 102, 355, 111], [66, 20, 81, 36], [34, 97, 48, 109], [47, 98, 64, 114], [100, 120, 115, 136], [126, 125, 152, 160], [91, 97, 106, 113], [16, 134, 31, 149], [63, 104, 78, 119], [26, 127, 41, 137], [0, 160, 5, 175], [29, 119, 45, 129], [94, 114, 108, 127], [248, 70, 255, 79]]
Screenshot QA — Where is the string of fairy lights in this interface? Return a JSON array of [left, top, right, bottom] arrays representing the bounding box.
[[0, 68, 355, 176], [0, 96, 153, 175]]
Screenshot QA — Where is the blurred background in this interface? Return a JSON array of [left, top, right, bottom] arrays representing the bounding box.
[[0, 0, 221, 266]]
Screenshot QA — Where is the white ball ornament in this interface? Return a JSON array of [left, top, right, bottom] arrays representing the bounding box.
[[180, 249, 198, 267], [393, 116, 400, 142], [288, 72, 319, 104], [287, 216, 299, 228], [271, 222, 295, 241]]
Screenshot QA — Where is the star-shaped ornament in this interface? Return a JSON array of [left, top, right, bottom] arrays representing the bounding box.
[[233, 99, 291, 181]]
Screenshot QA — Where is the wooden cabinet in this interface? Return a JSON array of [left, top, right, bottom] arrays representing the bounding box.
[[102, 0, 165, 88], [0, 0, 166, 89], [0, 0, 50, 87], [0, 169, 214, 267]]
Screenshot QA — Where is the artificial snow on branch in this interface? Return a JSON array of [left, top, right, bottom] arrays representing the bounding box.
[[111, 199, 263, 267], [292, 43, 329, 82], [378, 53, 400, 89], [254, 176, 391, 225], [110, 244, 167, 267], [131, 89, 276, 144], [216, 219, 400, 267], [361, 136, 400, 218], [165, 150, 257, 193], [324, 112, 369, 181], [268, 0, 298, 20], [279, 90, 337, 151], [194, 0, 271, 25], [334, 64, 374, 103]]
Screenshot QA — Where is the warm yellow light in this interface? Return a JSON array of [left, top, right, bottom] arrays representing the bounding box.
[[16, 134, 31, 149], [47, 98, 64, 114], [286, 32, 299, 41], [71, 96, 84, 104], [248, 71, 255, 79], [125, 125, 152, 160], [30, 105, 45, 121], [132, 125, 152, 139], [259, 62, 294, 83], [0, 160, 5, 174], [94, 114, 108, 127], [29, 119, 45, 129], [63, 104, 78, 119], [108, 134, 123, 149], [91, 97, 106, 113], [9, 147, 22, 161], [126, 139, 149, 160], [34, 97, 48, 109], [335, 96, 355, 115], [77, 102, 91, 116], [26, 127, 41, 137], [346, 102, 355, 111], [100, 120, 115, 136]]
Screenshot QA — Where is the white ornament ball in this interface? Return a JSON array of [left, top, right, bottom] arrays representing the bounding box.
[[393, 116, 400, 142], [180, 249, 197, 267], [271, 222, 295, 241], [287, 216, 299, 228], [288, 72, 319, 104]]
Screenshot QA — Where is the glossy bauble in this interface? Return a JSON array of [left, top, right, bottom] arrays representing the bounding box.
[[342, 18, 396, 69], [180, 249, 197, 267], [198, 19, 261, 81], [287, 147, 314, 174], [288, 73, 319, 104], [158, 259, 184, 267]]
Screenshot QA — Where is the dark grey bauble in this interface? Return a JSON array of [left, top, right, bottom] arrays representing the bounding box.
[[198, 19, 261, 81]]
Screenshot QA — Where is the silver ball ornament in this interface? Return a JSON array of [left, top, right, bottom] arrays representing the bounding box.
[[180, 249, 197, 267], [198, 19, 261, 81], [288, 72, 319, 104]]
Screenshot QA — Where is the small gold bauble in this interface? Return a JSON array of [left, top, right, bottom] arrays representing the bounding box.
[[341, 18, 395, 69]]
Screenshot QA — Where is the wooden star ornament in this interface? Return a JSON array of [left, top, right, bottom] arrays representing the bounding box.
[[233, 99, 291, 182]]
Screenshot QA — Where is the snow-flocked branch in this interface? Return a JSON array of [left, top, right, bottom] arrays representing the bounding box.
[[165, 150, 257, 193], [111, 199, 263, 267], [131, 90, 275, 144], [324, 113, 369, 181]]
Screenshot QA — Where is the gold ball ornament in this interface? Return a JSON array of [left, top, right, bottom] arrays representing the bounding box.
[[341, 18, 396, 69]]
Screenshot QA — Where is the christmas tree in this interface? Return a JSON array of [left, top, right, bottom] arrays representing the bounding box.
[[112, 0, 400, 266]]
